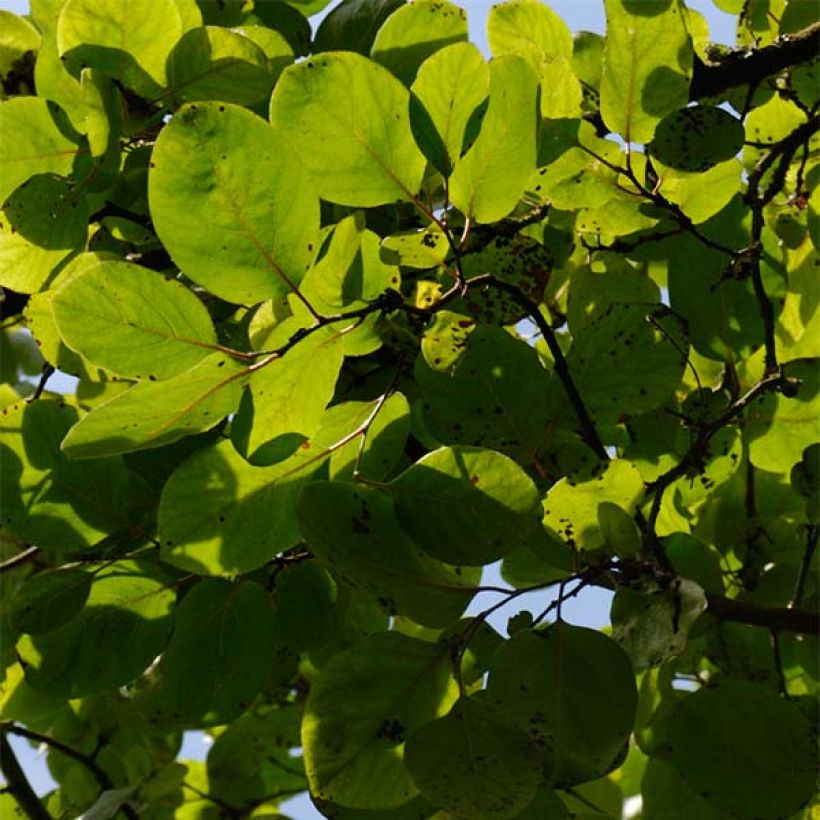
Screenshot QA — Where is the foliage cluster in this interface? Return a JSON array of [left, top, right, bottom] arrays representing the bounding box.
[[0, 0, 818, 817]]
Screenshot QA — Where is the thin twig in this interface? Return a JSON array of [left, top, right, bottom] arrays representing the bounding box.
[[0, 722, 139, 819], [792, 524, 818, 608], [0, 546, 40, 574], [467, 274, 609, 461]]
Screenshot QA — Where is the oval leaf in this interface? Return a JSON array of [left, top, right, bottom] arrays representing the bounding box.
[[269, 51, 427, 207], [149, 101, 318, 305], [52, 260, 217, 380]]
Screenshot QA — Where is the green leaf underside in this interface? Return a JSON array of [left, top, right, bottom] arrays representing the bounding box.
[[269, 51, 427, 207], [302, 631, 457, 809], [0, 97, 78, 207], [0, 400, 129, 552], [449, 54, 538, 223], [241, 321, 346, 461], [411, 42, 489, 173], [57, 0, 183, 94], [543, 459, 645, 552], [487, 625, 637, 787], [159, 439, 311, 576], [600, 0, 692, 144], [52, 260, 217, 379], [296, 481, 476, 628], [17, 561, 174, 699], [60, 353, 247, 459], [370, 1, 468, 87], [391, 445, 542, 565], [405, 697, 542, 818], [0, 173, 88, 294], [135, 578, 277, 727], [661, 681, 816, 817], [149, 101, 318, 305]]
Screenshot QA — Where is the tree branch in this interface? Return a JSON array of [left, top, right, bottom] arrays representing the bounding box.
[[466, 274, 609, 462], [0, 723, 139, 820], [0, 733, 51, 820], [704, 593, 819, 635], [690, 22, 820, 101], [0, 546, 40, 574]]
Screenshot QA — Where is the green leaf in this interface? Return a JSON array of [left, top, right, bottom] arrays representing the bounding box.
[[17, 560, 174, 698], [449, 54, 538, 223], [149, 101, 319, 305], [666, 203, 765, 361], [411, 42, 489, 174], [488, 0, 573, 65], [313, 0, 403, 55], [0, 400, 129, 553], [600, 0, 692, 144], [371, 1, 468, 87], [57, 0, 183, 95], [420, 310, 475, 374], [158, 439, 314, 576], [238, 330, 345, 462], [166, 26, 288, 106], [0, 173, 89, 294], [0, 97, 79, 211], [405, 697, 541, 818], [328, 393, 411, 482], [597, 501, 641, 558], [661, 681, 817, 817], [567, 303, 688, 425], [542, 460, 645, 552], [296, 481, 476, 628], [487, 624, 637, 787], [611, 577, 707, 668], [415, 325, 560, 468], [244, 3, 311, 56], [653, 159, 741, 225], [745, 358, 820, 474], [61, 353, 247, 459], [302, 631, 457, 809], [455, 234, 553, 325], [567, 260, 660, 334], [80, 68, 121, 160], [381, 224, 448, 271], [390, 445, 542, 565], [269, 51, 427, 207], [649, 106, 745, 172], [0, 11, 40, 83], [207, 705, 306, 806], [9, 568, 92, 635], [642, 758, 723, 820], [52, 261, 217, 380], [135, 578, 277, 726]]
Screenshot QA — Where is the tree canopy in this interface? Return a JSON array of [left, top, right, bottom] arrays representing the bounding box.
[[0, 0, 818, 818]]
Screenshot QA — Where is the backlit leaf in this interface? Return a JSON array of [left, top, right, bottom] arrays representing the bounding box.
[[371, 1, 468, 87], [391, 445, 542, 565], [61, 353, 247, 459], [52, 261, 218, 380], [405, 697, 541, 818], [302, 631, 457, 808], [600, 0, 692, 144], [0, 97, 79, 208], [487, 624, 637, 787], [17, 561, 174, 698], [449, 54, 538, 223], [296, 481, 476, 628], [269, 51, 427, 206], [135, 578, 277, 726], [149, 101, 319, 305]]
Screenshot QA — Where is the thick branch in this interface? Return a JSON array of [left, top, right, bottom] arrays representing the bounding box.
[[690, 22, 820, 100], [705, 593, 819, 635], [0, 734, 51, 820]]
